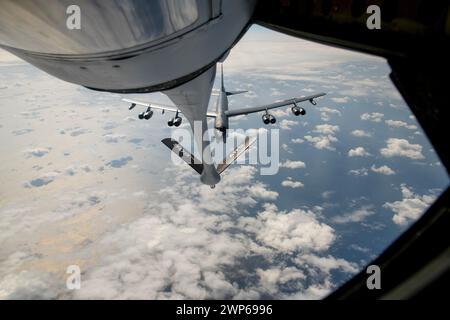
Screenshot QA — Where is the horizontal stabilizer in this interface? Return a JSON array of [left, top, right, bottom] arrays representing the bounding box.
[[217, 136, 257, 174], [161, 138, 203, 175], [226, 90, 248, 96]]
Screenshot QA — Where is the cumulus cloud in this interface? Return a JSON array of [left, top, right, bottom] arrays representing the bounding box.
[[291, 138, 304, 144], [248, 183, 279, 200], [371, 165, 395, 175], [304, 124, 339, 151], [383, 184, 438, 226], [319, 113, 331, 122], [0, 268, 61, 300], [1, 106, 391, 297], [320, 108, 341, 115], [348, 168, 368, 176], [295, 254, 358, 275], [332, 206, 375, 224], [104, 134, 127, 143], [380, 138, 424, 160], [1, 163, 359, 300], [385, 120, 417, 130], [321, 191, 335, 199], [351, 130, 371, 137], [361, 112, 384, 122], [279, 119, 298, 130], [348, 147, 371, 157], [256, 267, 305, 296], [319, 107, 341, 121], [330, 97, 349, 104], [314, 124, 339, 135], [304, 135, 338, 151], [68, 168, 342, 299], [280, 160, 306, 169], [247, 203, 336, 253], [281, 178, 304, 189], [281, 143, 292, 153], [350, 244, 370, 253]]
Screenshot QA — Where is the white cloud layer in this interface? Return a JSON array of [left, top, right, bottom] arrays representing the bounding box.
[[385, 120, 417, 130], [380, 138, 424, 160], [348, 168, 369, 176], [361, 112, 384, 122], [246, 203, 336, 253], [304, 135, 338, 151], [348, 147, 370, 157], [330, 97, 349, 104], [351, 130, 371, 138], [304, 124, 339, 151], [281, 178, 304, 189], [291, 138, 304, 144], [314, 124, 339, 135], [280, 160, 306, 169], [383, 184, 438, 226], [371, 165, 395, 175], [1, 165, 357, 300], [319, 107, 341, 121], [332, 206, 375, 224], [279, 119, 298, 130]]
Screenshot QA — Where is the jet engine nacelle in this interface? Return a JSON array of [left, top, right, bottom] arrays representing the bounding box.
[[262, 113, 276, 125], [168, 117, 182, 127], [309, 99, 317, 106], [173, 117, 182, 127], [292, 106, 306, 116], [143, 109, 153, 120]]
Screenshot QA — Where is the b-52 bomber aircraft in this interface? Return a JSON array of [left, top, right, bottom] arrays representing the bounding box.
[[123, 65, 325, 187], [124, 65, 325, 143]]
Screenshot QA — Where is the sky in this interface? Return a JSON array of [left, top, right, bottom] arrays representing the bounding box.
[[0, 25, 448, 299]]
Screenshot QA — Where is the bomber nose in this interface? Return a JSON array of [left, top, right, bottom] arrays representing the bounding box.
[[200, 164, 221, 186]]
